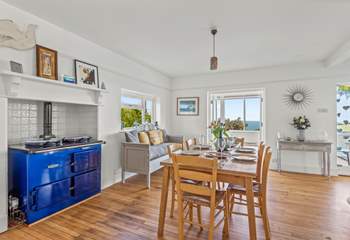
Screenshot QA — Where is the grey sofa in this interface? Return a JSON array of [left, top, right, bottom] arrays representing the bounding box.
[[121, 130, 184, 188]]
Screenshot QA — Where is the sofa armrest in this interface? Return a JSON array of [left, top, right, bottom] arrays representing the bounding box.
[[166, 135, 184, 144], [122, 142, 150, 174]]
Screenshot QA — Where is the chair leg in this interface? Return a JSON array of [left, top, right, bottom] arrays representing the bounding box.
[[223, 193, 229, 238], [208, 204, 216, 240], [178, 193, 185, 240], [170, 171, 176, 218], [259, 196, 271, 240], [196, 205, 203, 230], [229, 192, 235, 217], [189, 203, 194, 226]]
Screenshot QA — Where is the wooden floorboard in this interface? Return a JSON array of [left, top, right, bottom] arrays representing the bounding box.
[[1, 170, 350, 240]]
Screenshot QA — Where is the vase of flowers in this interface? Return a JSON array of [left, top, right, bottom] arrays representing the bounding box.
[[209, 121, 229, 150], [291, 116, 311, 141]]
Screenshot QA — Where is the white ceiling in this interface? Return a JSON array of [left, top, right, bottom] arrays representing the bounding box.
[[4, 0, 350, 78]]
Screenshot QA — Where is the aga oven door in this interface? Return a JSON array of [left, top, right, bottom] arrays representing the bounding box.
[[30, 178, 71, 211], [72, 170, 100, 197], [71, 149, 99, 173]]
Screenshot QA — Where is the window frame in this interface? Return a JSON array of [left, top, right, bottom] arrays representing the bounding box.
[[121, 90, 156, 129], [211, 95, 263, 132]]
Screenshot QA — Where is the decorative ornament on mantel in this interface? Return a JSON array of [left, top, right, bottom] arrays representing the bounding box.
[[210, 28, 218, 70], [283, 85, 312, 110], [0, 19, 37, 50]]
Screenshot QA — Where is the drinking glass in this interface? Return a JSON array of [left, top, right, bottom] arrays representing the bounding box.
[[218, 138, 226, 160]]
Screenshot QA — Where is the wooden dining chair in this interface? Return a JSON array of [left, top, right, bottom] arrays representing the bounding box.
[[167, 143, 184, 218], [185, 137, 197, 150], [172, 154, 229, 240], [234, 137, 245, 147], [227, 147, 272, 240]]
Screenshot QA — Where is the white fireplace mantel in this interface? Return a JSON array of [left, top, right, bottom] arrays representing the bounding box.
[[0, 71, 108, 105]]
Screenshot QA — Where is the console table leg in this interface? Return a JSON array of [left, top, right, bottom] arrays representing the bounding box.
[[327, 152, 331, 180]]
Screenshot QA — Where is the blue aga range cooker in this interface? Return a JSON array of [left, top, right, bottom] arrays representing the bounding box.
[[8, 138, 103, 224]]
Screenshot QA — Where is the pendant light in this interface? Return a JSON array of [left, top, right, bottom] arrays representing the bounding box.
[[210, 28, 218, 70]]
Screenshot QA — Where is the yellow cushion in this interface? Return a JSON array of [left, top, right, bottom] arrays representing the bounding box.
[[148, 130, 164, 145], [138, 132, 150, 144]]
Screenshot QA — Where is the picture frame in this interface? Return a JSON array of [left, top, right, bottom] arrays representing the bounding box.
[[36, 45, 58, 80], [177, 97, 199, 116], [9, 61, 23, 73], [74, 60, 99, 88]]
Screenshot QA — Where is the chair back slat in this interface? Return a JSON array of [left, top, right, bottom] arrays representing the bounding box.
[[181, 183, 211, 196], [256, 142, 266, 183], [172, 155, 217, 198], [179, 169, 213, 182]]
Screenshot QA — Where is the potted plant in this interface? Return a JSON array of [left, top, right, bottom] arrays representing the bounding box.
[[291, 116, 311, 141]]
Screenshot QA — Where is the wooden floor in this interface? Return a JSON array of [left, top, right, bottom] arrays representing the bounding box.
[[1, 170, 350, 240]]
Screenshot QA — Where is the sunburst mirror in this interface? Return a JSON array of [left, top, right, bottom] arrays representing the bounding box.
[[283, 85, 312, 110]]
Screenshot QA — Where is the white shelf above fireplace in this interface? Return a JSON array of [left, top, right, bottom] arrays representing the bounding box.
[[0, 71, 107, 105]]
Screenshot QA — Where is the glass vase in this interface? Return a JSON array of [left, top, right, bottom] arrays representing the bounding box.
[[297, 129, 305, 141]]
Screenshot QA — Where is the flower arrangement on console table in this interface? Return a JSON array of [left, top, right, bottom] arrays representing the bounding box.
[[291, 115, 311, 141]]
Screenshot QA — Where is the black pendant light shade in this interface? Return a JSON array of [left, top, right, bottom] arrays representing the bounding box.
[[210, 28, 218, 70]]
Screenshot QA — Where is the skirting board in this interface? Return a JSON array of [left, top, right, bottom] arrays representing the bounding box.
[[270, 161, 337, 176], [102, 168, 137, 189]]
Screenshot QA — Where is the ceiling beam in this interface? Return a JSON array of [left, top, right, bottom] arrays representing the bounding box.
[[324, 39, 350, 67]]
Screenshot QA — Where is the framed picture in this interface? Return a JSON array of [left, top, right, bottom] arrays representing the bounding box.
[[177, 97, 199, 116], [10, 61, 23, 73], [62, 75, 76, 84], [36, 45, 58, 80], [74, 60, 99, 88]]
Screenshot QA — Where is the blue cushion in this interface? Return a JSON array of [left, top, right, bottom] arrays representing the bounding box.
[[149, 143, 169, 160], [125, 130, 140, 143]]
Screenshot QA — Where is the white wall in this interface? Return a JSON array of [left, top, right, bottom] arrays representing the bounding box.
[[170, 62, 350, 175], [0, 1, 172, 231]]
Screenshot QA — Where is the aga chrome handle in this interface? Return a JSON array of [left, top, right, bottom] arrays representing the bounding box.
[[47, 163, 60, 169]]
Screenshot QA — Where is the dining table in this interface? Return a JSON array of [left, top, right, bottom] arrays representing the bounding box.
[[157, 146, 259, 240]]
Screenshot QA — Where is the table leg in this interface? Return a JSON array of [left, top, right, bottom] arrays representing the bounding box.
[[158, 166, 170, 237], [245, 177, 257, 240], [322, 152, 325, 176], [327, 152, 331, 180], [277, 149, 281, 173]]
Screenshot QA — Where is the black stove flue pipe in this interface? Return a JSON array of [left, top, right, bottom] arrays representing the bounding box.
[[40, 102, 56, 140]]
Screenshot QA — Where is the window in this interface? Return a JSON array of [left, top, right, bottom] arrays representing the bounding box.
[[211, 95, 262, 131], [121, 90, 156, 129]]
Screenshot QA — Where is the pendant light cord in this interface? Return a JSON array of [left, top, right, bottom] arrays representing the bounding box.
[[213, 33, 216, 57]]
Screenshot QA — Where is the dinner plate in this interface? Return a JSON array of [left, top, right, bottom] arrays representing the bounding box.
[[181, 150, 201, 156], [233, 156, 256, 162], [236, 148, 256, 153]]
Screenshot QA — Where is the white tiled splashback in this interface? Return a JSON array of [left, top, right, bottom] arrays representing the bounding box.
[[8, 99, 98, 145]]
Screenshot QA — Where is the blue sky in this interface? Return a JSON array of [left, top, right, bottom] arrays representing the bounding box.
[[224, 98, 260, 121]]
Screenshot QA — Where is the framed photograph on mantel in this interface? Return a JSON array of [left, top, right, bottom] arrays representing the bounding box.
[[36, 45, 58, 80], [74, 60, 99, 88], [177, 97, 199, 116]]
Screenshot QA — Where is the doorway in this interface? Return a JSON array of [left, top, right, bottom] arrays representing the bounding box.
[[336, 84, 350, 176]]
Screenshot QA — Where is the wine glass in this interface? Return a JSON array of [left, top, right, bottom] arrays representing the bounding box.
[[218, 137, 227, 160]]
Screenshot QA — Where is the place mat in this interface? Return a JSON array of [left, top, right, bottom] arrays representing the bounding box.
[[233, 156, 256, 162], [204, 152, 230, 159], [191, 144, 211, 150]]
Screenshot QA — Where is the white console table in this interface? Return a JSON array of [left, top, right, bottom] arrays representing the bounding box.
[[277, 139, 332, 177]]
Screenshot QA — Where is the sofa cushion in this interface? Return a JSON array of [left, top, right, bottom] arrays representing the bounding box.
[[148, 130, 164, 145], [125, 130, 140, 143], [149, 143, 169, 160], [138, 132, 150, 144]]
